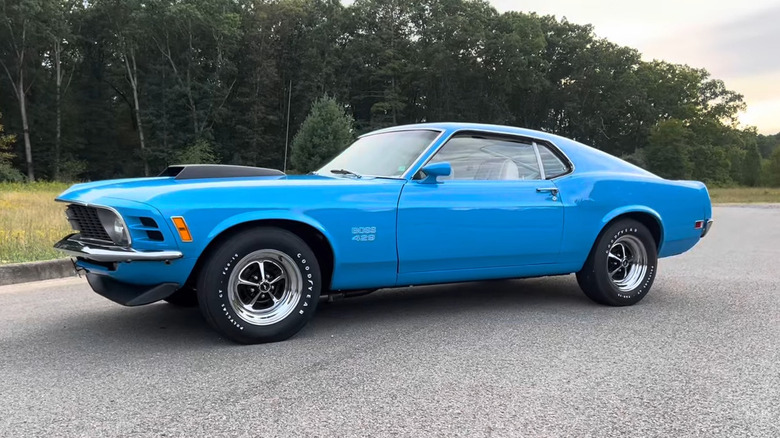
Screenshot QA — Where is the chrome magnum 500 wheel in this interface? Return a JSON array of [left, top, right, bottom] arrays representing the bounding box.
[[576, 219, 657, 306], [227, 250, 302, 326], [606, 234, 649, 293], [197, 228, 321, 344]]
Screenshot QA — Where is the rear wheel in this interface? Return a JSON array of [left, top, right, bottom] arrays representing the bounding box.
[[576, 219, 657, 306], [197, 227, 321, 344]]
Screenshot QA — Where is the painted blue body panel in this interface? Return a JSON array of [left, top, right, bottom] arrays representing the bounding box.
[[56, 122, 712, 292], [397, 180, 563, 272]]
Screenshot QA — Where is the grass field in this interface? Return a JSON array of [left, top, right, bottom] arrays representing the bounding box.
[[0, 182, 71, 264], [708, 187, 780, 203], [1, 183, 779, 264]]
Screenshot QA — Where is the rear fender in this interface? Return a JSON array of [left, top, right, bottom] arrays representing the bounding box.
[[600, 205, 664, 251], [601, 205, 662, 227]]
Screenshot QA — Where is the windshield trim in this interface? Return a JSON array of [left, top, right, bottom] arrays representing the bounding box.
[[395, 129, 447, 180], [357, 127, 444, 140]]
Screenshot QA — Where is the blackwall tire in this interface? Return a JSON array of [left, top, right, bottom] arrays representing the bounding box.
[[576, 219, 658, 306], [197, 227, 321, 344]]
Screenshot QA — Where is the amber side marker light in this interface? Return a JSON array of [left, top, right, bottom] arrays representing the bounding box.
[[171, 216, 193, 242]]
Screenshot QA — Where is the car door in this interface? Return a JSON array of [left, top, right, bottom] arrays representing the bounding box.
[[396, 132, 565, 277]]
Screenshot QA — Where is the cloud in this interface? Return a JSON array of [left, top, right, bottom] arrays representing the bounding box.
[[713, 6, 780, 77], [636, 5, 780, 133], [643, 5, 780, 78]]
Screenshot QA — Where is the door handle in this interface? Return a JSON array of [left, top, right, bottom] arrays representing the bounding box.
[[536, 187, 559, 195], [536, 187, 559, 200]]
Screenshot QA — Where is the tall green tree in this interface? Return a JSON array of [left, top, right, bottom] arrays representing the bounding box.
[[645, 119, 693, 180], [0, 0, 52, 181], [764, 148, 780, 187], [149, 0, 241, 142], [47, 0, 80, 180], [343, 0, 416, 129], [684, 118, 740, 185], [0, 111, 23, 181], [290, 95, 354, 173], [757, 133, 780, 159], [741, 143, 762, 187], [107, 0, 150, 175]]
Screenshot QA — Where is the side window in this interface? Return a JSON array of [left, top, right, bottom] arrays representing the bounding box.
[[428, 135, 541, 181], [537, 145, 569, 178]]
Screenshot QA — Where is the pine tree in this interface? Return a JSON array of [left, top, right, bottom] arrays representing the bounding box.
[[290, 96, 354, 173], [177, 138, 219, 164]]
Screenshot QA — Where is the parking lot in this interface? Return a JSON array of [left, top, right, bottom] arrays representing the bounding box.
[[0, 205, 778, 437]]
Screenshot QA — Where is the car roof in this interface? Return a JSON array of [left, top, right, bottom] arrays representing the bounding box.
[[369, 122, 570, 145], [368, 122, 658, 179]]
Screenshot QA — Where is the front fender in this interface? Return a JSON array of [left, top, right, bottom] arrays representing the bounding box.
[[205, 209, 340, 257], [151, 180, 404, 291]]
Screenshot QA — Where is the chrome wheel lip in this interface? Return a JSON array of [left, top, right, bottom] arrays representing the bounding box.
[[607, 235, 648, 294], [227, 249, 302, 326]]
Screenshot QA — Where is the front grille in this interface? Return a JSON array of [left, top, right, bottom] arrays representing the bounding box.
[[66, 204, 113, 242]]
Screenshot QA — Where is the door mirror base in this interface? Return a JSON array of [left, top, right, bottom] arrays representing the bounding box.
[[419, 162, 452, 184]]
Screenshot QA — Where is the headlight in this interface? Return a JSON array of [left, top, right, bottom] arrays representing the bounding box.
[[96, 209, 130, 246]]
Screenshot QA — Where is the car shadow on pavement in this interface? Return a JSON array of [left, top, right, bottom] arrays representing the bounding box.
[[47, 303, 225, 348], [306, 274, 594, 337], [22, 274, 592, 351]]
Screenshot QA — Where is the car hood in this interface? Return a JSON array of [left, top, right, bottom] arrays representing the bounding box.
[[56, 174, 397, 206]]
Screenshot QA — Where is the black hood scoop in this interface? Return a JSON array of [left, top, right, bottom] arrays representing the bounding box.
[[159, 164, 285, 180]]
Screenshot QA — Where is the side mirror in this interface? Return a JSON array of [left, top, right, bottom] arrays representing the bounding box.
[[419, 162, 452, 184]]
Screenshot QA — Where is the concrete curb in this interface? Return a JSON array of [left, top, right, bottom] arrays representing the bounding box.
[[0, 259, 76, 286]]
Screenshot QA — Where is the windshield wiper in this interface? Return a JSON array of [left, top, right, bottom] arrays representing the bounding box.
[[329, 169, 362, 178]]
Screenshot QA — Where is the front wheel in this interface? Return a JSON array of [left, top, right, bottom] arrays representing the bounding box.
[[197, 227, 321, 344], [576, 219, 658, 306]]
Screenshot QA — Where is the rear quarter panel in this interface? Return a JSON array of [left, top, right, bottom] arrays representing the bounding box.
[[555, 171, 711, 269]]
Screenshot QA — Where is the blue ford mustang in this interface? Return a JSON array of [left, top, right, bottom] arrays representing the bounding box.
[[54, 123, 713, 343]]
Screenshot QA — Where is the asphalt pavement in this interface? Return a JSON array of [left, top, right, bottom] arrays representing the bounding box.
[[1, 205, 778, 437]]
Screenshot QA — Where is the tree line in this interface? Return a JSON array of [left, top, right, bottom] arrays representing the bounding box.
[[0, 0, 778, 185]]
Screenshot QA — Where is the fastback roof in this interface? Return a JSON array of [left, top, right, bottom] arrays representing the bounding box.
[[370, 122, 657, 178]]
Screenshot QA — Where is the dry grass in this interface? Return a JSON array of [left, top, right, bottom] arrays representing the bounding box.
[[0, 182, 71, 264], [709, 187, 780, 204]]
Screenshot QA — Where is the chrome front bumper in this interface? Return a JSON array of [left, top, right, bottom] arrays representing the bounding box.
[[54, 233, 183, 262]]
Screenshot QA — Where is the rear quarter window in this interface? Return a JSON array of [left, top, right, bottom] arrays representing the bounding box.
[[538, 146, 569, 178]]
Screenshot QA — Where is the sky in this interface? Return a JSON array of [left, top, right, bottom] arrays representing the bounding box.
[[489, 0, 780, 134]]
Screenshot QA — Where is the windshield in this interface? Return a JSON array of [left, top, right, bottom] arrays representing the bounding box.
[[317, 130, 440, 178]]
